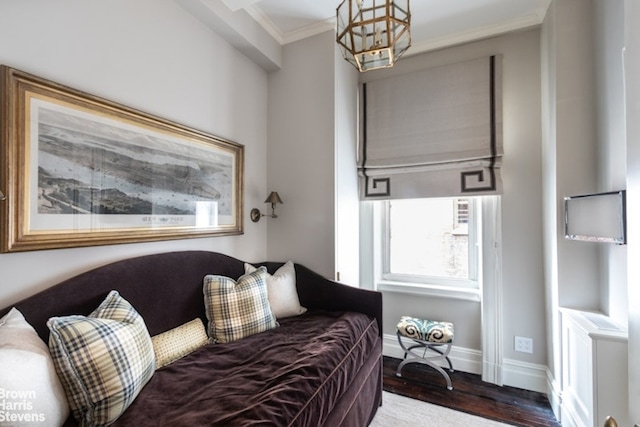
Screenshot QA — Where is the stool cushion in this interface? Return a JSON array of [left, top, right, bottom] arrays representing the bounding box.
[[397, 316, 454, 343]]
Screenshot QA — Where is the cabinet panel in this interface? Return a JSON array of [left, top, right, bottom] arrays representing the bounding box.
[[560, 308, 628, 427]]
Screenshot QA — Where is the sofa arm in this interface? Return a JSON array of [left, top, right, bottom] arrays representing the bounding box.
[[260, 262, 383, 337]]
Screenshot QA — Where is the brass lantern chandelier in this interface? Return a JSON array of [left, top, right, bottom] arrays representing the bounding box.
[[336, 0, 411, 72]]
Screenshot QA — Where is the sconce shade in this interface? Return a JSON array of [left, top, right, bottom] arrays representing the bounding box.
[[336, 0, 411, 72], [251, 191, 283, 222], [0, 190, 4, 201], [264, 191, 283, 205]]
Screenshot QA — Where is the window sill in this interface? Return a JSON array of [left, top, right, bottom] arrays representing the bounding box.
[[376, 281, 481, 302]]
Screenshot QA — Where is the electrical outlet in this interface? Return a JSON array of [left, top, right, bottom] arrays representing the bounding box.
[[514, 336, 533, 354]]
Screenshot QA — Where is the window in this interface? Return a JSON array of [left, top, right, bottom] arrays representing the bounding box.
[[380, 197, 481, 293]]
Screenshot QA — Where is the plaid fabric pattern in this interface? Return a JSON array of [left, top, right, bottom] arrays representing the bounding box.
[[396, 316, 455, 343], [47, 291, 155, 427], [203, 267, 277, 343], [152, 318, 208, 369]]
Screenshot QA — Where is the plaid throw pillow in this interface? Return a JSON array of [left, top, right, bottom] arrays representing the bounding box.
[[47, 291, 155, 427], [203, 267, 277, 343]]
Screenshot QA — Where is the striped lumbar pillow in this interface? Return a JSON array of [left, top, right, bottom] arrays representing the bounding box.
[[203, 266, 277, 344], [47, 290, 155, 426]]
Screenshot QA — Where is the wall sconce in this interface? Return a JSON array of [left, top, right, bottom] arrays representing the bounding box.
[[0, 190, 5, 201], [251, 191, 283, 222]]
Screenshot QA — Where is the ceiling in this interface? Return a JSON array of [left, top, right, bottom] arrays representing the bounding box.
[[177, 0, 551, 71], [229, 0, 551, 52]]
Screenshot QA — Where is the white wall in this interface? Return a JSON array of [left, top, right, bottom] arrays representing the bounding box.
[[334, 46, 360, 285], [625, 0, 640, 423], [593, 0, 628, 324], [0, 0, 269, 309], [553, 0, 601, 311], [266, 31, 337, 277], [543, 0, 632, 419], [540, 0, 562, 408], [541, 0, 601, 414], [358, 29, 546, 369]]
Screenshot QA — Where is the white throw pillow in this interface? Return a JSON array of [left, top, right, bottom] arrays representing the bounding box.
[[244, 261, 307, 319], [0, 308, 70, 427]]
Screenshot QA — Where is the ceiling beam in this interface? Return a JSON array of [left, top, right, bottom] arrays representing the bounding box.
[[176, 0, 283, 71]]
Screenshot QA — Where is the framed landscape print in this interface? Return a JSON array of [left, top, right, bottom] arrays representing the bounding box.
[[0, 65, 244, 252]]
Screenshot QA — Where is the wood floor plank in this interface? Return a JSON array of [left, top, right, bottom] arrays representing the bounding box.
[[382, 356, 561, 427]]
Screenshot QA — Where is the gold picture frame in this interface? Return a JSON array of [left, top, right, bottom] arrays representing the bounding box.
[[0, 66, 244, 252]]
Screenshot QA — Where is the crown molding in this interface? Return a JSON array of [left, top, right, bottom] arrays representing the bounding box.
[[219, 0, 261, 12], [408, 11, 546, 57], [246, 4, 336, 46], [282, 17, 336, 45], [197, 0, 551, 70], [244, 4, 285, 44], [247, 0, 550, 50]]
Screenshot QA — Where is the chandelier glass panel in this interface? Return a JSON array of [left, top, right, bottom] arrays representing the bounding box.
[[336, 0, 411, 72]]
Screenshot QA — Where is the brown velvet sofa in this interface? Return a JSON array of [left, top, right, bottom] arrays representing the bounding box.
[[0, 251, 383, 426]]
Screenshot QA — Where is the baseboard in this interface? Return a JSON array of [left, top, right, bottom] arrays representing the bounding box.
[[383, 333, 549, 394], [383, 333, 482, 375], [546, 368, 563, 421], [501, 358, 548, 394]]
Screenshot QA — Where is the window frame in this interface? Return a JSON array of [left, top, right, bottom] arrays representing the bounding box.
[[375, 197, 482, 301]]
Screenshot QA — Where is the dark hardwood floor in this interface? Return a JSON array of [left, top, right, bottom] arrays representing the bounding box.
[[382, 356, 561, 427]]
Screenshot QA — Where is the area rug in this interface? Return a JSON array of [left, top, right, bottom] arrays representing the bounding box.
[[370, 391, 514, 427]]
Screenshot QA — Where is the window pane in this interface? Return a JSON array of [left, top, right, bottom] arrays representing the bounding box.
[[389, 198, 469, 279]]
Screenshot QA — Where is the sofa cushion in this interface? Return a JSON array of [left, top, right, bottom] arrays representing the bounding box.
[[0, 307, 70, 427], [244, 261, 307, 319], [110, 311, 380, 427], [151, 318, 208, 369], [203, 267, 277, 343], [396, 316, 454, 343], [47, 290, 155, 427]]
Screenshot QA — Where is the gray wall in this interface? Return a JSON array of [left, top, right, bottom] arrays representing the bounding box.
[[593, 0, 628, 324], [541, 1, 601, 404], [0, 0, 270, 309], [266, 31, 345, 278], [542, 0, 632, 419], [358, 29, 546, 366]]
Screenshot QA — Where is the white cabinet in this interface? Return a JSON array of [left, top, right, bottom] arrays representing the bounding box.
[[560, 308, 628, 427]]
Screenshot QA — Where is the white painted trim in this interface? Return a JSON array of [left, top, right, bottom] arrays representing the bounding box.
[[383, 333, 482, 375], [407, 13, 546, 57], [384, 333, 550, 394], [481, 196, 504, 385], [546, 367, 563, 422], [220, 0, 260, 12], [244, 6, 335, 46], [244, 4, 284, 44], [282, 18, 336, 45], [502, 359, 549, 394], [247, 3, 550, 51], [377, 281, 481, 302]]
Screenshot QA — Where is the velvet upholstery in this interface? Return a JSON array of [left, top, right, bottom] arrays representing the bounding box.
[[112, 311, 380, 426], [0, 251, 383, 427]]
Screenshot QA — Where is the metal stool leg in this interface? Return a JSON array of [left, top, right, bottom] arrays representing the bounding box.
[[395, 331, 454, 390]]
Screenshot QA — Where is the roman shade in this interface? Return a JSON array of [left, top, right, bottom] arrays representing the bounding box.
[[358, 55, 503, 200]]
